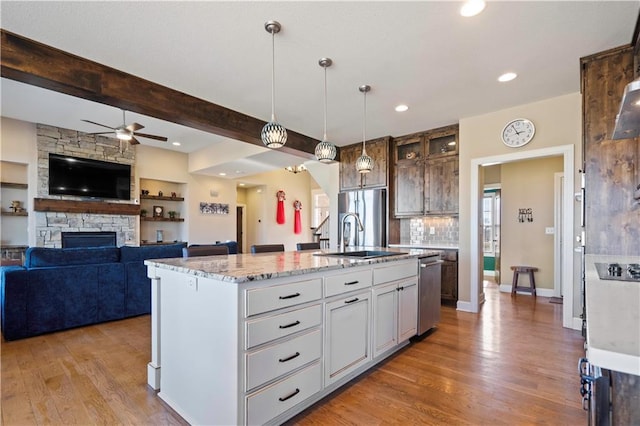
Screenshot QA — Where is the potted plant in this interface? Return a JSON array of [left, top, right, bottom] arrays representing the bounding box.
[[140, 209, 147, 218], [168, 211, 177, 220]]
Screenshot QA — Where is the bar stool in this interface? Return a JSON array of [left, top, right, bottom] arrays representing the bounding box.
[[510, 266, 538, 296]]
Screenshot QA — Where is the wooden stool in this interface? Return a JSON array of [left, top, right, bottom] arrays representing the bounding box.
[[510, 266, 538, 296]]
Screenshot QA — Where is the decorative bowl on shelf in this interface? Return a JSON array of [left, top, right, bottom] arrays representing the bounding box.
[[405, 151, 417, 160]]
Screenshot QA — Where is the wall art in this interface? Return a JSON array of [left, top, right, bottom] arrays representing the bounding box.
[[200, 202, 229, 215]]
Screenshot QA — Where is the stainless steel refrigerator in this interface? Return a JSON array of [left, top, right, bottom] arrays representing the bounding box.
[[338, 189, 387, 248]]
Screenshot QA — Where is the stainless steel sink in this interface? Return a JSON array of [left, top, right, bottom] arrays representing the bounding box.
[[314, 250, 408, 260]]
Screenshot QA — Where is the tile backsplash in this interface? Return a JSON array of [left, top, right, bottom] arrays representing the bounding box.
[[400, 216, 459, 245]]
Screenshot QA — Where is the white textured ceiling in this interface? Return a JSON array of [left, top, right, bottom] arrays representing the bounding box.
[[1, 1, 638, 178]]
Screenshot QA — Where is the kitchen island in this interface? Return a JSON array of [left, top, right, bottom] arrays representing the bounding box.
[[144, 247, 436, 425]]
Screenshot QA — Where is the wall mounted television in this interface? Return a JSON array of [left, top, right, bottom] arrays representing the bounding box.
[[48, 153, 132, 201]]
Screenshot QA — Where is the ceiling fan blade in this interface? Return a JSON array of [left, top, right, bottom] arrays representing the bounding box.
[[134, 133, 168, 142], [129, 136, 141, 145], [82, 119, 116, 130], [88, 131, 114, 135], [126, 122, 145, 132]]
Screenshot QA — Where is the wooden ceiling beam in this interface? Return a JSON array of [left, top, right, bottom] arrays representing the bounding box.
[[1, 29, 330, 159]]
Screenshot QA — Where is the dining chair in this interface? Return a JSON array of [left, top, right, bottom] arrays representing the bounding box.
[[296, 242, 320, 251], [250, 244, 285, 253], [182, 244, 229, 258]]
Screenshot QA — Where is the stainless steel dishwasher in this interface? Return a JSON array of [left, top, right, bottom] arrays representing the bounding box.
[[418, 254, 442, 335]]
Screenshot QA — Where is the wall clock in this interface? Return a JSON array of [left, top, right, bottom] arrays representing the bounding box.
[[153, 205, 164, 218], [501, 118, 535, 148]]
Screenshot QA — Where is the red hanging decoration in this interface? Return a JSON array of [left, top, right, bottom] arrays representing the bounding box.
[[276, 190, 286, 224], [293, 200, 302, 234]]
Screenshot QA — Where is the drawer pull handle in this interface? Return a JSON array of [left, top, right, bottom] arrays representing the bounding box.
[[278, 352, 301, 363], [278, 388, 300, 402], [345, 297, 359, 304], [279, 292, 301, 300], [344, 280, 359, 286], [279, 320, 301, 329]]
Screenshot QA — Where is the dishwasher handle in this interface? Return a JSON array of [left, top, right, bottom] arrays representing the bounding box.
[[420, 259, 443, 267]]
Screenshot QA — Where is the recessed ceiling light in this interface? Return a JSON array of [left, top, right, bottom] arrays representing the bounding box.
[[219, 172, 227, 176], [172, 141, 181, 146], [498, 72, 517, 82], [395, 104, 409, 112], [460, 0, 486, 17], [235, 170, 243, 174], [239, 183, 246, 186]]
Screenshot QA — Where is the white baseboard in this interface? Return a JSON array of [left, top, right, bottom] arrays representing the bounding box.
[[483, 270, 496, 277], [571, 317, 583, 331], [498, 284, 555, 297], [456, 300, 474, 312]]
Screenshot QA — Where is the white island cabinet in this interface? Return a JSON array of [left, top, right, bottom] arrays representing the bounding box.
[[145, 248, 435, 425]]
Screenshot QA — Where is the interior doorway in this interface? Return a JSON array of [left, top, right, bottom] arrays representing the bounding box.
[[470, 145, 576, 329], [236, 204, 246, 253]]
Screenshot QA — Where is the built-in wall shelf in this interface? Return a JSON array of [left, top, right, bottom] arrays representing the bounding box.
[[34, 198, 141, 216], [0, 182, 28, 189], [141, 217, 185, 222], [140, 195, 185, 202], [1, 211, 28, 217]]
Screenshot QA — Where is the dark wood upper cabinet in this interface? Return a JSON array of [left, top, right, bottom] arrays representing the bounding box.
[[393, 124, 459, 217], [581, 45, 639, 256], [339, 137, 389, 191]]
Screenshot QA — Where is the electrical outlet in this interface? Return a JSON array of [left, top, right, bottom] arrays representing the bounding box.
[[429, 226, 436, 235], [187, 276, 198, 291], [545, 227, 554, 235]]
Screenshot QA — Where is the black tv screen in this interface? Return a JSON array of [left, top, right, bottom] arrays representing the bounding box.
[[48, 154, 131, 200]]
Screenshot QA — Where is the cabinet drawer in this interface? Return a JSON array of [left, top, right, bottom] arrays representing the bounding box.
[[246, 361, 322, 426], [246, 329, 322, 391], [246, 304, 322, 349], [373, 261, 417, 285], [325, 269, 371, 297], [246, 278, 322, 317]]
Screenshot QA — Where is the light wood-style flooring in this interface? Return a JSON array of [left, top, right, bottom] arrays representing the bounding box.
[[2, 279, 585, 425]]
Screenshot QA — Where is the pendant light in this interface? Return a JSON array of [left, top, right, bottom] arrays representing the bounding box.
[[355, 85, 373, 173], [261, 20, 287, 149], [315, 58, 337, 162]]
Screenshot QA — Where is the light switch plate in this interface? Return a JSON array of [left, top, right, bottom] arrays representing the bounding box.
[[545, 227, 554, 235], [429, 226, 435, 235]]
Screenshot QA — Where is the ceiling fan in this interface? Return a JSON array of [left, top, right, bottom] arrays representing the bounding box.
[[82, 110, 168, 145]]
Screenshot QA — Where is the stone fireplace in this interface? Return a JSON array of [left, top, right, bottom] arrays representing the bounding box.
[[36, 124, 137, 248]]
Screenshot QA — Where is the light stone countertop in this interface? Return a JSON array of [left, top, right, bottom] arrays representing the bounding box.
[[585, 254, 640, 376], [144, 247, 438, 284]]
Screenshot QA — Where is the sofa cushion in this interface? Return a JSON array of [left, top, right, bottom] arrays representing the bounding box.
[[25, 246, 120, 268], [119, 242, 186, 263]]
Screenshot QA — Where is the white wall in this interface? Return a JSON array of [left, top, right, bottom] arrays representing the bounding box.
[[1, 117, 38, 246], [136, 145, 237, 244], [241, 168, 314, 252]]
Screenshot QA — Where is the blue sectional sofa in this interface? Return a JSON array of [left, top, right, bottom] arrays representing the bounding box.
[[0, 242, 206, 341]]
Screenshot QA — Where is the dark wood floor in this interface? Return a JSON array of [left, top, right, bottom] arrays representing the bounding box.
[[2, 279, 586, 425]]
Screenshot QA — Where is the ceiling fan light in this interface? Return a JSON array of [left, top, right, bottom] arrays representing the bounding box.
[[116, 129, 132, 141], [261, 121, 287, 148], [315, 140, 337, 163]]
